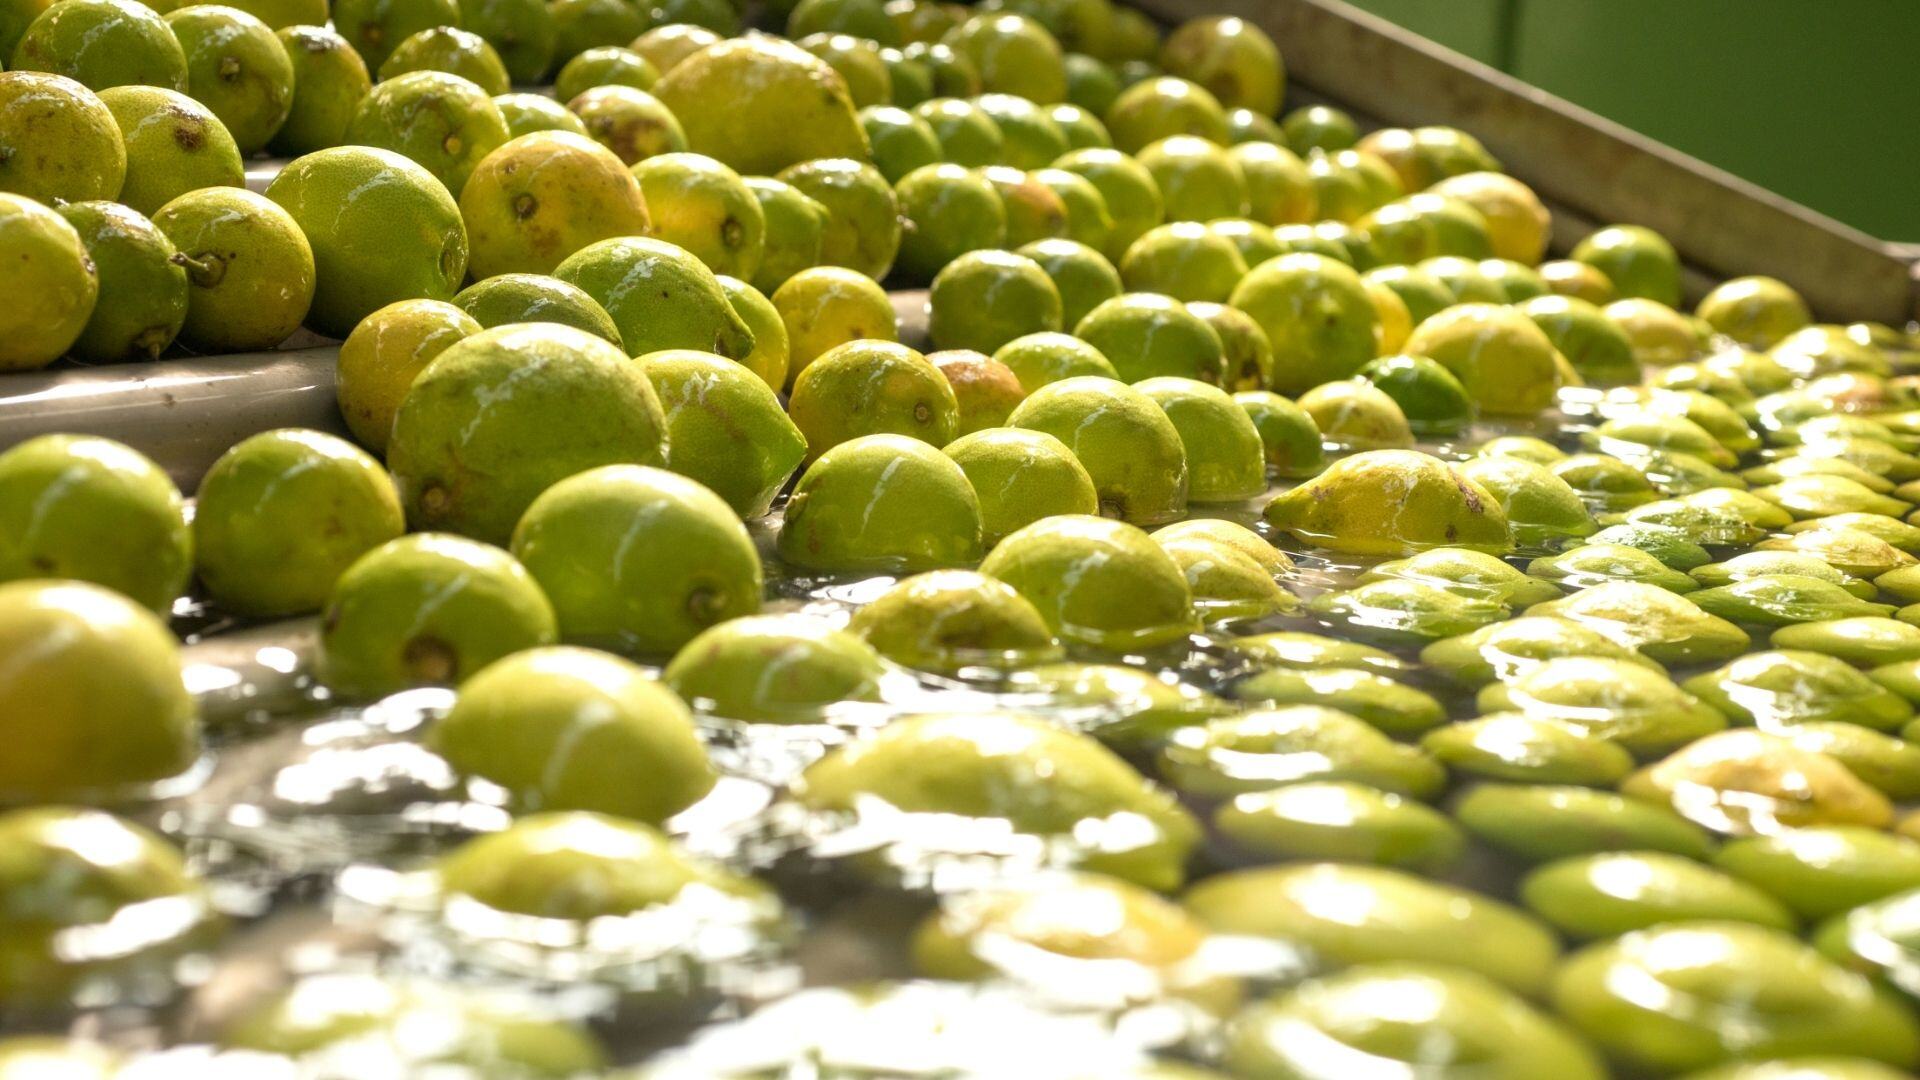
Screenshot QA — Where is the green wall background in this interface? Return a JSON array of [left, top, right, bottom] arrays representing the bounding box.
[[1341, 0, 1920, 243]]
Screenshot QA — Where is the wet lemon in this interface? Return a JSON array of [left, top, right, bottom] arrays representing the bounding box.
[[387, 323, 667, 543], [318, 534, 556, 697], [459, 130, 650, 278], [1105, 74, 1228, 153], [778, 434, 984, 572], [772, 264, 898, 387], [0, 71, 125, 204], [100, 85, 243, 216], [165, 5, 293, 155], [895, 162, 1007, 281], [346, 70, 510, 195], [1572, 223, 1681, 307], [1228, 252, 1379, 396], [929, 249, 1063, 353], [56, 200, 189, 364], [551, 43, 656, 102], [567, 83, 686, 165], [10, 0, 187, 91], [631, 151, 765, 280], [933, 350, 1026, 433], [511, 466, 760, 654], [0, 192, 96, 371], [653, 36, 868, 174], [942, 11, 1065, 103], [790, 339, 958, 460], [265, 145, 468, 338], [380, 25, 512, 95], [745, 175, 828, 294], [0, 585, 198, 799], [1017, 236, 1123, 327], [494, 91, 589, 138], [153, 186, 315, 352], [335, 298, 481, 452], [0, 435, 190, 612], [1009, 374, 1188, 524], [193, 429, 405, 617], [1428, 171, 1551, 265], [458, 0, 554, 84], [778, 156, 901, 281], [643, 349, 806, 517], [1076, 291, 1225, 384], [1138, 133, 1246, 222], [1158, 15, 1280, 115], [1402, 302, 1564, 417], [860, 102, 941, 181], [330, 0, 461, 72], [270, 25, 371, 155]]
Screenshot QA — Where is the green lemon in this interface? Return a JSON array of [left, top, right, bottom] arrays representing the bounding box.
[[495, 92, 588, 138], [458, 0, 553, 83], [453, 273, 620, 345], [345, 70, 509, 196], [1008, 374, 1189, 524], [553, 234, 754, 360], [849, 569, 1062, 672], [1222, 965, 1603, 1080], [10, 0, 187, 92], [1134, 376, 1264, 502], [745, 175, 828, 294], [387, 322, 667, 544], [1235, 389, 1323, 477], [1228, 252, 1379, 396], [330, 0, 461, 71], [0, 807, 216, 1005], [0, 582, 198, 799], [0, 192, 97, 371], [653, 37, 867, 175], [432, 648, 713, 821], [506, 465, 759, 654], [270, 25, 371, 155], [1265, 449, 1510, 556], [1188, 863, 1559, 995], [265, 144, 468, 338], [100, 85, 243, 217], [55, 201, 187, 364], [1571, 222, 1682, 307], [796, 711, 1197, 889], [378, 25, 514, 92], [1103, 74, 1227, 153], [0, 434, 188, 612], [663, 613, 884, 723], [979, 513, 1198, 650], [931, 350, 1025, 433], [777, 156, 901, 281], [771, 264, 898, 386], [551, 44, 655, 101], [894, 162, 1006, 281], [641, 348, 803, 517], [460, 130, 652, 279], [942, 427, 1096, 543], [193, 429, 405, 617], [0, 71, 126, 203], [631, 151, 764, 280], [165, 5, 293, 155], [1552, 923, 1919, 1073], [153, 186, 314, 352], [318, 533, 557, 698], [566, 84, 686, 165], [777, 434, 983, 573], [335, 298, 481, 454]]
